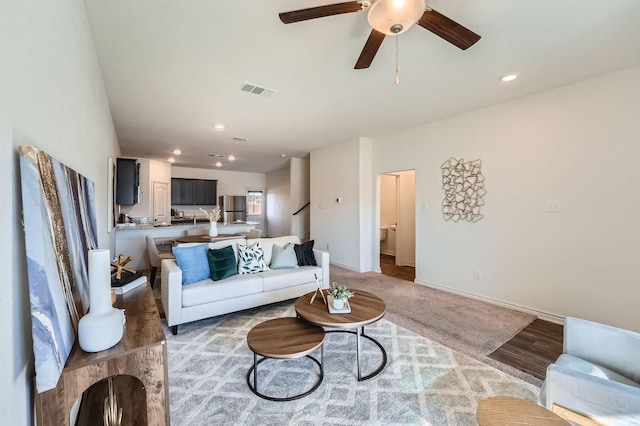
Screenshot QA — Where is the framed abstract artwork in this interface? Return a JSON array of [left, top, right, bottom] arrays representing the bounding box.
[[19, 146, 98, 392]]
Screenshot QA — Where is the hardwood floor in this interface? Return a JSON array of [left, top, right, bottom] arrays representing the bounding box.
[[380, 254, 415, 282], [489, 319, 564, 380], [380, 255, 564, 381]]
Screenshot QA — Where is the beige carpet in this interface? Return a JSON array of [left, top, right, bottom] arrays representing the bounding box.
[[330, 266, 541, 386]]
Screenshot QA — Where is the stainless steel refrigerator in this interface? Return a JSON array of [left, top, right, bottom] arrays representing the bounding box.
[[219, 195, 247, 223]]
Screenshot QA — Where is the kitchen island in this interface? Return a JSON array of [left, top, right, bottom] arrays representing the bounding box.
[[115, 221, 258, 269]]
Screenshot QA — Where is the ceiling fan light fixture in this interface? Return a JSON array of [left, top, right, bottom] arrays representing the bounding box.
[[367, 0, 425, 35]]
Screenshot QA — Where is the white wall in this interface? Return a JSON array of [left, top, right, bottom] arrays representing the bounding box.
[[0, 0, 120, 422], [372, 66, 640, 331], [311, 137, 371, 272], [290, 157, 310, 240], [172, 166, 265, 197], [266, 167, 291, 237], [380, 174, 397, 255], [311, 66, 640, 331], [396, 170, 416, 267]]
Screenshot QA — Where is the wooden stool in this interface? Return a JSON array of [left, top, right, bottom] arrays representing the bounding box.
[[246, 317, 324, 401], [477, 396, 570, 425]]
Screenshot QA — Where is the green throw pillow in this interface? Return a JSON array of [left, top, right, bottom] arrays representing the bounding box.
[[207, 246, 238, 281], [270, 243, 299, 270]]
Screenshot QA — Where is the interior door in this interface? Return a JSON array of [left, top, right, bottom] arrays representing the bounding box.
[[153, 181, 170, 224]]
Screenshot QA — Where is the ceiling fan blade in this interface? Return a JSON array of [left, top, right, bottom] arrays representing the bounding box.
[[354, 29, 385, 69], [279, 1, 364, 24], [417, 9, 480, 50]]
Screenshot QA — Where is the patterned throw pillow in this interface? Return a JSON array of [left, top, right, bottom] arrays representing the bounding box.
[[237, 242, 270, 274]]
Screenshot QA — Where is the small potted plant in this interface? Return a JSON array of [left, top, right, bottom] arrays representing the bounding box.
[[327, 282, 354, 310]]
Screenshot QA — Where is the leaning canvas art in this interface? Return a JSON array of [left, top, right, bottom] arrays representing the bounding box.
[[19, 146, 98, 392]]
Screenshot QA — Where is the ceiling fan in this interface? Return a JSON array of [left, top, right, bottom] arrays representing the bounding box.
[[279, 0, 480, 69]]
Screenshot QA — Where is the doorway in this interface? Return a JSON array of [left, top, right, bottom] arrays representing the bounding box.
[[379, 171, 415, 281]]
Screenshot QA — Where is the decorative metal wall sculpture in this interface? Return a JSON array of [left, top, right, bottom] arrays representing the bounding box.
[[19, 146, 98, 392], [441, 157, 486, 222]]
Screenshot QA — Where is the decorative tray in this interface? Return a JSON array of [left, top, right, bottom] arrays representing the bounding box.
[[327, 295, 351, 314]]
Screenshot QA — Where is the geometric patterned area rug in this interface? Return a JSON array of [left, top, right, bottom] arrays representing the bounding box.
[[165, 301, 539, 425]]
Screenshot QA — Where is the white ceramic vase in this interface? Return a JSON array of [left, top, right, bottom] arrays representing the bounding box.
[[333, 298, 345, 310], [209, 221, 218, 237], [78, 249, 125, 353]]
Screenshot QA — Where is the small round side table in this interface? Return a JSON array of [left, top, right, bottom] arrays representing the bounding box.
[[246, 317, 325, 401], [477, 396, 570, 426]]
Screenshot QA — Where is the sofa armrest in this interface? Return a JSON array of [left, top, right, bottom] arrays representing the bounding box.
[[313, 249, 329, 289], [544, 363, 640, 424], [161, 259, 183, 327], [564, 317, 640, 382]]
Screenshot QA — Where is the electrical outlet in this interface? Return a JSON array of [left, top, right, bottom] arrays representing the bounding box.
[[474, 270, 482, 280]]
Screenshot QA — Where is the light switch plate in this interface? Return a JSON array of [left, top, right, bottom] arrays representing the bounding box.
[[546, 201, 561, 212]]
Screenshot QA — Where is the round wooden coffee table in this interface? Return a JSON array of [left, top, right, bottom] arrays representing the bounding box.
[[477, 397, 570, 425], [246, 317, 325, 401], [295, 290, 387, 381]]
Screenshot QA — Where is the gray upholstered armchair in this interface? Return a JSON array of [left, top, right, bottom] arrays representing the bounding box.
[[539, 317, 640, 425]]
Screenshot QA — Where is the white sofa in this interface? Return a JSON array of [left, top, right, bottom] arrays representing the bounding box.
[[161, 235, 329, 335]]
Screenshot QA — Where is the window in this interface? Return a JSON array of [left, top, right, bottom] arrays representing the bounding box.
[[247, 190, 263, 215]]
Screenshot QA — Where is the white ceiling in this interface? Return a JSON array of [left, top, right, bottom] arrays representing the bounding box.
[[84, 0, 640, 173]]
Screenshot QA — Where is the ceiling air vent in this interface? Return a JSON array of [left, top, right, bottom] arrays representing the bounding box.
[[232, 136, 249, 142], [240, 82, 277, 97]]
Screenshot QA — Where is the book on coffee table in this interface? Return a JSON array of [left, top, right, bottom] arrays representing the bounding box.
[[112, 275, 147, 295]]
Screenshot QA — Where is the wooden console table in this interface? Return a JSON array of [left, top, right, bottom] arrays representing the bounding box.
[[35, 284, 169, 425]]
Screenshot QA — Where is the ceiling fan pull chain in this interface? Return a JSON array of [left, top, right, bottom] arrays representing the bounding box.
[[395, 35, 400, 86]]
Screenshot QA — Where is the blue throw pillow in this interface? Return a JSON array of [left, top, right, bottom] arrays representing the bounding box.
[[172, 244, 210, 285], [270, 243, 299, 270]]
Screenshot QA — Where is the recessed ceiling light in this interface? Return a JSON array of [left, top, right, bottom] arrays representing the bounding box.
[[214, 123, 225, 131], [168, 157, 175, 163], [280, 154, 286, 158], [228, 155, 236, 161], [173, 149, 181, 155], [500, 72, 518, 82], [215, 161, 222, 167]]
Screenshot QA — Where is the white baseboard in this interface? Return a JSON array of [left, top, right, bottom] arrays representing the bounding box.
[[329, 261, 369, 273], [380, 249, 396, 256], [414, 279, 565, 325]]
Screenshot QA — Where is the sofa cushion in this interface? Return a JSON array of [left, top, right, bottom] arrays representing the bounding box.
[[208, 238, 246, 260], [294, 240, 317, 266], [247, 235, 301, 266], [172, 243, 210, 285], [238, 242, 270, 274], [270, 243, 299, 270], [182, 274, 264, 307], [261, 265, 322, 292], [207, 246, 238, 281]]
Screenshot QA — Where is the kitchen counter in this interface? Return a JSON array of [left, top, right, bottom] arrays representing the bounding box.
[[115, 222, 258, 269]]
